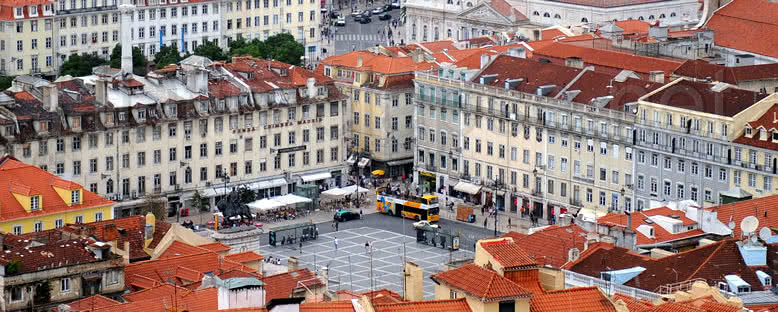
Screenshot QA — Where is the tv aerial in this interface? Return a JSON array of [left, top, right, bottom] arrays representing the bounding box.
[[728, 221, 736, 230], [741, 216, 759, 236]]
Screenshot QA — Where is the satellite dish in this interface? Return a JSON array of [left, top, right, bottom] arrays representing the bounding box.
[[741, 216, 760, 234], [728, 221, 736, 230], [568, 248, 580, 262], [760, 227, 773, 242], [751, 235, 759, 244]]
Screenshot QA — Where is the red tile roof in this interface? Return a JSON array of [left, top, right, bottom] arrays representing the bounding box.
[[530, 286, 617, 312], [125, 252, 257, 289], [321, 51, 439, 74], [643, 79, 767, 117], [0, 157, 114, 222], [158, 240, 211, 259], [479, 238, 537, 269], [295, 301, 356, 312], [415, 40, 458, 53], [209, 80, 243, 98], [541, 28, 568, 40], [673, 60, 778, 84], [361, 289, 405, 304], [564, 240, 766, 292], [704, 0, 778, 59], [63, 216, 171, 261], [92, 287, 218, 312], [675, 296, 742, 312], [67, 295, 121, 311], [198, 241, 232, 253], [431, 264, 532, 301], [374, 298, 473, 312], [613, 20, 652, 34], [707, 194, 778, 238], [224, 251, 265, 263], [503, 224, 589, 268], [0, 237, 113, 274], [597, 207, 705, 245], [532, 42, 681, 77], [612, 293, 654, 312], [262, 269, 324, 303], [489, 0, 527, 23], [123, 283, 191, 302]]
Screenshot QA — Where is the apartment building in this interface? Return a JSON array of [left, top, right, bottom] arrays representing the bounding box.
[[221, 0, 321, 63], [2, 48, 347, 216], [0, 0, 57, 76], [632, 78, 777, 210], [53, 0, 119, 66], [415, 54, 658, 222], [127, 0, 222, 57]]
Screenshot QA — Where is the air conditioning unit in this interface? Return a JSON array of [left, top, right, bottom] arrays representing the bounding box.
[[117, 194, 123, 201], [185, 134, 191, 140], [131, 191, 137, 199]]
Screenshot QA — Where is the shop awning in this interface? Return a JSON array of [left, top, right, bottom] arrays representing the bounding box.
[[257, 178, 288, 189], [301, 172, 332, 182], [454, 181, 481, 195], [358, 157, 371, 168], [247, 198, 285, 213], [274, 194, 313, 205], [386, 158, 413, 166], [346, 155, 357, 165]]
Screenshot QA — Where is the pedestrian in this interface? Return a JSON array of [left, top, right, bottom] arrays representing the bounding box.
[[365, 240, 370, 253], [336, 221, 339, 231], [334, 237, 339, 251], [483, 218, 487, 228], [360, 209, 363, 218], [299, 240, 303, 253], [508, 217, 511, 228]]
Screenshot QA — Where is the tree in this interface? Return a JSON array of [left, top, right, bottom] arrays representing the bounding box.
[[153, 44, 187, 69], [194, 40, 228, 62], [6, 260, 21, 275], [238, 186, 256, 204], [0, 76, 13, 91], [59, 54, 108, 77], [229, 33, 304, 66], [192, 190, 209, 213], [110, 44, 148, 75], [143, 196, 168, 221]]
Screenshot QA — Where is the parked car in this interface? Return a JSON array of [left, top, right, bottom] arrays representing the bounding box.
[[335, 16, 346, 26], [359, 16, 372, 23], [379, 13, 391, 20], [362, 9, 372, 16], [383, 4, 392, 11], [351, 10, 362, 17], [413, 220, 440, 229], [329, 11, 339, 19], [372, 7, 383, 14], [391, 0, 401, 8], [334, 209, 361, 222]]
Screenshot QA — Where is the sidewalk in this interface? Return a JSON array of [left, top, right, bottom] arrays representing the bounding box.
[[437, 198, 550, 235]]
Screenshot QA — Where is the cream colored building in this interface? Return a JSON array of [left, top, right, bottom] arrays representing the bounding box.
[[414, 54, 637, 222], [0, 0, 57, 76], [53, 0, 120, 65]]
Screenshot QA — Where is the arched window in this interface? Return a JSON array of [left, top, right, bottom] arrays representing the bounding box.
[[638, 16, 644, 20], [554, 13, 561, 19], [648, 15, 655, 20], [533, 11, 539, 16], [466, 1, 473, 6], [423, 25, 428, 41], [627, 16, 633, 20], [447, 29, 452, 38], [581, 17, 588, 22], [659, 13, 666, 18], [543, 12, 550, 17], [434, 26, 439, 40], [670, 12, 676, 17]]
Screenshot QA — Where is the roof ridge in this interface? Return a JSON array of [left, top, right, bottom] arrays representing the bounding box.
[[483, 266, 498, 299], [683, 240, 728, 281]]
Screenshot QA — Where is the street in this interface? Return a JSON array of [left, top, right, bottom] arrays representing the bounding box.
[[324, 1, 403, 55]]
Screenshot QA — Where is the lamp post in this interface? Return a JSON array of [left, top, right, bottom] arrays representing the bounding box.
[[620, 188, 625, 212]]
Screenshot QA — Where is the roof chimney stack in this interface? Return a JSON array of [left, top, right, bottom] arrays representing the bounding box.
[[649, 70, 665, 83], [356, 56, 363, 67], [119, 1, 136, 77], [480, 53, 490, 69]]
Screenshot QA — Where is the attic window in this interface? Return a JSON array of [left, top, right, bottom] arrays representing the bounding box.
[[31, 195, 40, 211], [71, 190, 80, 204], [745, 127, 752, 137], [761, 129, 767, 140], [773, 132, 778, 141]]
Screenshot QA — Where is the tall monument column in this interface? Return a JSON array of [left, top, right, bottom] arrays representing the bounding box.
[[119, 2, 136, 76]]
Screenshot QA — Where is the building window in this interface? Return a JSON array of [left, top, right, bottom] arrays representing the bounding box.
[[31, 196, 40, 211], [71, 190, 80, 204], [95, 211, 103, 221], [61, 277, 71, 292]]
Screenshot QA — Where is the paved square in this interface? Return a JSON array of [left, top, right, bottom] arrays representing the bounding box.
[[261, 227, 474, 299]]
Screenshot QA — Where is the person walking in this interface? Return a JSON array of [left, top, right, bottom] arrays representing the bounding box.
[[508, 217, 512, 228], [334, 237, 339, 251], [335, 221, 339, 232], [365, 240, 370, 253], [483, 218, 487, 228]]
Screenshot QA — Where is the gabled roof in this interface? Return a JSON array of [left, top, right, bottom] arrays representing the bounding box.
[[479, 238, 537, 269], [63, 216, 172, 261], [125, 251, 258, 289], [597, 207, 705, 245], [0, 158, 113, 222], [225, 251, 265, 263], [612, 293, 654, 312], [413, 40, 458, 53], [704, 0, 778, 59], [374, 298, 473, 312], [532, 42, 681, 77], [262, 268, 324, 303], [321, 51, 439, 74], [503, 224, 588, 268], [0, 237, 113, 275], [489, 0, 527, 23], [198, 241, 232, 253], [67, 295, 121, 311], [642, 79, 767, 117], [431, 264, 532, 301], [158, 240, 211, 259], [92, 287, 218, 312], [707, 194, 778, 238], [564, 240, 766, 292], [530, 286, 617, 312]]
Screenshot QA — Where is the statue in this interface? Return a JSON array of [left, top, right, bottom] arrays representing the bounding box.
[[216, 187, 253, 226]]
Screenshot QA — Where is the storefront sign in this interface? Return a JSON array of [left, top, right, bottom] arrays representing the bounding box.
[[277, 146, 307, 153], [419, 171, 436, 177]]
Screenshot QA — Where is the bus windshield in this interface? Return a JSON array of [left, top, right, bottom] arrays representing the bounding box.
[[427, 198, 439, 205]]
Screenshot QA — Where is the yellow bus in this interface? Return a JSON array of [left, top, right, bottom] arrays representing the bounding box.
[[376, 192, 440, 222]]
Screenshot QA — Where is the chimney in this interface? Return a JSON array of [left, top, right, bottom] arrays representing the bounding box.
[[356, 56, 363, 67], [306, 78, 316, 98], [564, 57, 584, 69], [507, 47, 526, 58], [123, 241, 130, 264], [403, 262, 424, 301], [119, 2, 136, 77], [43, 83, 58, 112], [320, 266, 329, 291], [144, 212, 155, 248], [288, 256, 299, 272], [95, 78, 108, 106], [649, 70, 665, 83], [480, 53, 490, 69], [627, 211, 632, 230]]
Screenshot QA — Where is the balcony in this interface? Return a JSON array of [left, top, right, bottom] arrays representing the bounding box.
[[153, 186, 162, 194], [56, 5, 117, 15], [569, 199, 583, 207]]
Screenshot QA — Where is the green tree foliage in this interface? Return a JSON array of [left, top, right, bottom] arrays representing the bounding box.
[[229, 33, 304, 65], [0, 76, 14, 91], [6, 260, 21, 275], [109, 44, 148, 75], [154, 44, 188, 69], [193, 40, 228, 62], [59, 54, 108, 77], [238, 186, 257, 204], [144, 196, 168, 221], [192, 190, 209, 212]]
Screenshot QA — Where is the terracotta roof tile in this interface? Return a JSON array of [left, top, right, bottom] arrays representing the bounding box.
[[321, 51, 439, 74], [414, 40, 457, 53], [532, 42, 681, 78], [374, 298, 473, 312], [92, 287, 218, 312], [531, 286, 617, 312], [707, 194, 778, 238], [643, 79, 767, 117], [489, 0, 527, 22], [262, 268, 324, 303], [0, 157, 114, 222], [224, 251, 265, 263], [431, 264, 532, 300], [198, 241, 232, 252], [541, 28, 568, 40], [479, 238, 537, 268], [597, 207, 705, 245], [362, 289, 405, 304], [123, 283, 191, 302], [503, 224, 588, 268], [612, 293, 654, 312], [704, 0, 778, 59], [125, 252, 256, 289], [158, 240, 211, 259], [67, 294, 121, 311]]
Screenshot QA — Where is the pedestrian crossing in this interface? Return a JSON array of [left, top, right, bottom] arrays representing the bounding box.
[[334, 33, 386, 41]]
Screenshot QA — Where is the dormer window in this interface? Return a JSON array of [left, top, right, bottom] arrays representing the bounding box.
[[14, 7, 23, 17], [119, 111, 127, 121], [72, 117, 80, 129], [137, 110, 146, 121], [761, 129, 767, 140], [31, 195, 40, 211], [29, 5, 37, 16], [71, 190, 80, 204], [167, 104, 177, 116], [773, 131, 778, 141], [746, 126, 753, 137]]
